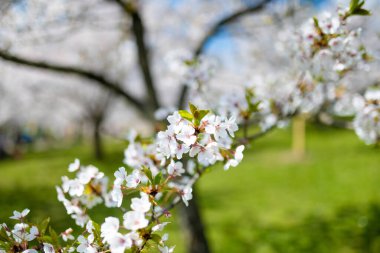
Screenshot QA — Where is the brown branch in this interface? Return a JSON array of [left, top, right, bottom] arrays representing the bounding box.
[[0, 50, 150, 117], [111, 0, 160, 112], [246, 124, 276, 142], [177, 0, 271, 109]]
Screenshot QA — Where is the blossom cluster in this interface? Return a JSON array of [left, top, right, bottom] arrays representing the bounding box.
[[86, 106, 244, 252], [205, 2, 373, 140], [0, 1, 376, 252], [291, 8, 369, 82], [0, 209, 66, 253], [353, 89, 380, 145], [56, 159, 116, 227], [0, 105, 244, 253]]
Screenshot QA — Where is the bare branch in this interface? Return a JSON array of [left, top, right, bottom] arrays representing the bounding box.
[[177, 0, 271, 109], [111, 0, 160, 111], [0, 50, 149, 117]]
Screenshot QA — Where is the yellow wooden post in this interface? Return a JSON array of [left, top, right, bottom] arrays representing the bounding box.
[[292, 114, 306, 158]]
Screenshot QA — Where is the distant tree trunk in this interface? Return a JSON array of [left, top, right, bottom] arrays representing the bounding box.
[[292, 114, 306, 158], [93, 119, 103, 160], [178, 186, 210, 253]]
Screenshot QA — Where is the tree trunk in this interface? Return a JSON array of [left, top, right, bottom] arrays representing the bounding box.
[[93, 121, 103, 160], [292, 114, 306, 158], [178, 186, 210, 253]]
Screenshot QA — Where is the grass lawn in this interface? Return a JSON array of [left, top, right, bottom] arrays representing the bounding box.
[[0, 124, 379, 252]]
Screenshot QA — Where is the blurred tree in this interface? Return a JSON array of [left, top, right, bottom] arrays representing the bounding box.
[[2, 0, 351, 252]]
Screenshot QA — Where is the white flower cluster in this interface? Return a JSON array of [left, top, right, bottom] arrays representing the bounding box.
[[0, 209, 56, 253], [56, 159, 116, 227], [289, 73, 325, 115], [120, 108, 245, 208], [82, 107, 243, 252], [293, 10, 366, 81], [100, 192, 158, 253], [76, 221, 97, 253], [157, 111, 243, 170], [294, 11, 368, 82], [170, 54, 217, 90], [326, 85, 363, 117], [354, 89, 380, 145], [216, 88, 285, 131]]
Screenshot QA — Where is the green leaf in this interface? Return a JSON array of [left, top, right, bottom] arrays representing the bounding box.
[[38, 217, 50, 236], [348, 0, 370, 17], [150, 234, 162, 244], [312, 17, 319, 28], [91, 221, 101, 241], [49, 226, 59, 247], [350, 0, 360, 10], [249, 101, 261, 113], [179, 110, 193, 122], [352, 8, 371, 15], [189, 103, 198, 115], [153, 172, 162, 186], [41, 235, 53, 244], [197, 110, 210, 121], [193, 118, 201, 127], [143, 166, 154, 183], [0, 228, 10, 242]]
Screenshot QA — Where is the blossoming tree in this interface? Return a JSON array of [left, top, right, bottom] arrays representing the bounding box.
[[0, 0, 379, 252]]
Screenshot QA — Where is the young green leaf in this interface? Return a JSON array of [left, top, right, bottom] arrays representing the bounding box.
[[352, 8, 370, 15], [150, 234, 162, 244], [197, 109, 210, 121], [348, 0, 370, 17], [153, 172, 162, 186], [350, 0, 360, 10], [41, 235, 53, 244], [49, 226, 59, 247], [38, 217, 51, 236], [143, 166, 154, 183], [179, 110, 193, 122], [0, 228, 10, 242], [189, 103, 198, 115]]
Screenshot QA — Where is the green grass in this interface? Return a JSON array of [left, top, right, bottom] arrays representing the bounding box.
[[0, 125, 379, 252], [197, 124, 380, 252]]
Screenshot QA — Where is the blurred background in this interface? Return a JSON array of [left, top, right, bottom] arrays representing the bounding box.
[[1, 0, 380, 252]]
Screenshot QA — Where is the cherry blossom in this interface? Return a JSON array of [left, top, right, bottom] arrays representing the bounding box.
[[43, 243, 55, 253], [123, 211, 149, 231], [68, 158, 80, 172], [10, 209, 30, 220], [130, 193, 151, 213], [167, 161, 185, 177]]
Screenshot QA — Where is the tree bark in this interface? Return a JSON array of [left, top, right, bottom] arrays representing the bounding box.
[[178, 186, 210, 253], [93, 120, 103, 160], [111, 0, 160, 112]]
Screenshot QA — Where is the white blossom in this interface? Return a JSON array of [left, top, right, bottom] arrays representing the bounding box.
[[167, 160, 185, 177], [224, 145, 245, 170], [43, 243, 55, 253], [130, 193, 151, 213], [10, 209, 30, 220], [180, 187, 193, 206], [68, 158, 80, 172], [123, 211, 149, 231]]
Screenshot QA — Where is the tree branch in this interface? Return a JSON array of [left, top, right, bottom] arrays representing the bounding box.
[[111, 0, 160, 112], [0, 50, 149, 117], [177, 0, 271, 109]]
